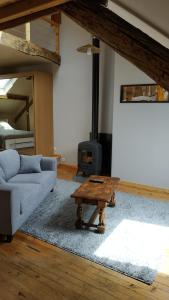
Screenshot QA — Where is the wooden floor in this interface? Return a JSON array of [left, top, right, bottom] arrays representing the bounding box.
[[0, 165, 169, 300]]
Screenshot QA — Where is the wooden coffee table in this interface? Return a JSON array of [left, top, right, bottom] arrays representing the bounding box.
[[71, 175, 120, 233]]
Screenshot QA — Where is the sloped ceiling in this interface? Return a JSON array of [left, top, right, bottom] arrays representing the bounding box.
[[111, 0, 169, 38], [0, 77, 32, 115], [0, 99, 24, 115]]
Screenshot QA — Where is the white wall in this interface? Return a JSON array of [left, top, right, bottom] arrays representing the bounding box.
[[53, 15, 93, 164], [53, 16, 115, 164], [31, 19, 56, 51], [111, 53, 169, 188], [100, 44, 115, 133]]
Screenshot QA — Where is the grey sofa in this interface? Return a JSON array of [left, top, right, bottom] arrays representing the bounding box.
[[0, 149, 57, 242]]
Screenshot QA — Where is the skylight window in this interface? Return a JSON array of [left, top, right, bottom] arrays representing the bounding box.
[[0, 79, 10, 89], [0, 78, 17, 96]]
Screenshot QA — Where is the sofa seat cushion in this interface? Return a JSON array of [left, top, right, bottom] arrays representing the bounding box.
[[8, 171, 56, 186], [7, 183, 40, 214], [0, 149, 20, 180]]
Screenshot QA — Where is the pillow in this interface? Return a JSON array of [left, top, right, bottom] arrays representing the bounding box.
[[19, 155, 42, 174]]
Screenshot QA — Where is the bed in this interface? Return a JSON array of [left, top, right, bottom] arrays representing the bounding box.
[[0, 121, 34, 150]]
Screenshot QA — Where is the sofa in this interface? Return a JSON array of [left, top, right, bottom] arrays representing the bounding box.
[[0, 149, 57, 242]]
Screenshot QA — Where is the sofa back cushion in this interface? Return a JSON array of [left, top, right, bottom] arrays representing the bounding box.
[[0, 178, 4, 184], [0, 166, 5, 184], [0, 165, 4, 178], [0, 149, 20, 180]]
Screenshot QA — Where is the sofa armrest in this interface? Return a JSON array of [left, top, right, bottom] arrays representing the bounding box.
[[40, 157, 57, 172], [0, 184, 21, 235]]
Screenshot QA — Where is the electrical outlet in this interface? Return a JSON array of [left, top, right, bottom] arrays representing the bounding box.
[[60, 156, 66, 162], [54, 147, 57, 153]]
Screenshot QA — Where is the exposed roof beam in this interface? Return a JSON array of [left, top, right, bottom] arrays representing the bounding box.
[[0, 0, 70, 24], [0, 0, 107, 30], [0, 4, 64, 30], [0, 1, 20, 8], [0, 94, 28, 101], [61, 0, 169, 90], [0, 31, 61, 65], [7, 93, 28, 101]]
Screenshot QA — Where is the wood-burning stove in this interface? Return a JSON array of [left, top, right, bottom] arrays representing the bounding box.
[[78, 141, 102, 176], [77, 37, 102, 176]]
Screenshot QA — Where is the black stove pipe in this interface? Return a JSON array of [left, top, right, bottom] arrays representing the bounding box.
[[91, 37, 100, 141]]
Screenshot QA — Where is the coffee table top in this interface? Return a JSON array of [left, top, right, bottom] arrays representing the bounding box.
[[71, 175, 120, 202]]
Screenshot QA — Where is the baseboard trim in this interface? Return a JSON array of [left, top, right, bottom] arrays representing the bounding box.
[[58, 163, 78, 172], [119, 180, 169, 201], [51, 154, 63, 160], [58, 164, 169, 201]]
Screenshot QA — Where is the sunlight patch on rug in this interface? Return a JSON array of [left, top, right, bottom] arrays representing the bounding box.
[[94, 219, 169, 269]]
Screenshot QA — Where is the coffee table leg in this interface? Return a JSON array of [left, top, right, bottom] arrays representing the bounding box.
[[108, 191, 116, 207], [75, 199, 83, 229], [97, 201, 106, 234]]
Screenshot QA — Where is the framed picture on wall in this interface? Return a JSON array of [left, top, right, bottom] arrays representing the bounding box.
[[120, 84, 169, 103]]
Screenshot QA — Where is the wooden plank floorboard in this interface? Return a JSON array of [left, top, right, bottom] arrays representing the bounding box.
[[0, 232, 169, 300], [0, 166, 169, 300]]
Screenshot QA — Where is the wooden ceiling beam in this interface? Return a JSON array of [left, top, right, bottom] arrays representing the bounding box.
[[0, 1, 20, 8], [0, 94, 28, 101], [0, 1, 104, 30], [0, 0, 70, 24], [61, 0, 169, 90], [0, 31, 61, 65], [0, 5, 64, 30], [6, 93, 29, 101]]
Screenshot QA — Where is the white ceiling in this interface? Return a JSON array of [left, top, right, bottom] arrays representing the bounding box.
[[111, 0, 169, 38]]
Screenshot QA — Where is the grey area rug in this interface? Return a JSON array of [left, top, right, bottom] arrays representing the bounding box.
[[21, 179, 169, 284]]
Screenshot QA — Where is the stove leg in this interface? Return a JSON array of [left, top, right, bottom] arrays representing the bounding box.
[[0, 234, 13, 243]]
